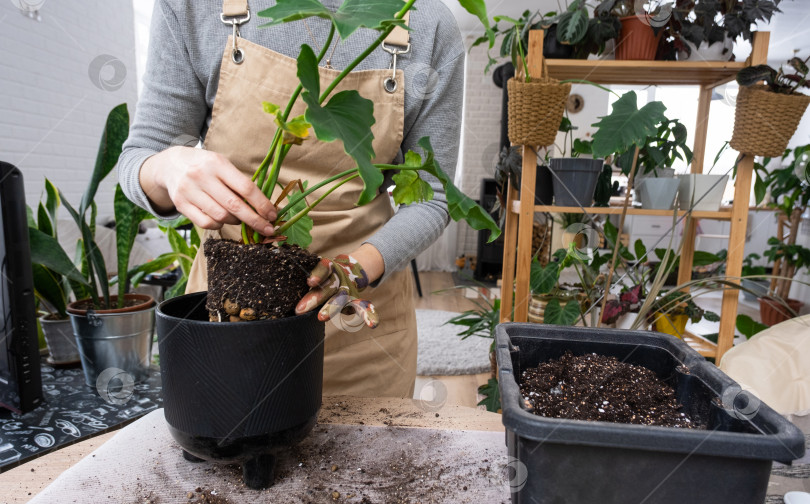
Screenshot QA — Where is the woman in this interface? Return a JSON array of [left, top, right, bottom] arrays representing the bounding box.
[[118, 0, 464, 398]]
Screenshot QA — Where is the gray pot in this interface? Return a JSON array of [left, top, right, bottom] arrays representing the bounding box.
[[549, 158, 604, 207], [677, 174, 729, 211], [741, 278, 770, 302], [40, 316, 80, 364], [637, 177, 680, 210], [67, 295, 155, 387]]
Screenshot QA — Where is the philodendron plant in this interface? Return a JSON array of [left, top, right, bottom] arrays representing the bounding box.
[[240, 0, 500, 248]]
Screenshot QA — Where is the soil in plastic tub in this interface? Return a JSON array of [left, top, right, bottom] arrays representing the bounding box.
[[520, 351, 702, 428], [205, 239, 320, 322]]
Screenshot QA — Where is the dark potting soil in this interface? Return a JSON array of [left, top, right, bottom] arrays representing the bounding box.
[[69, 297, 151, 311], [520, 351, 701, 428], [205, 239, 320, 321]]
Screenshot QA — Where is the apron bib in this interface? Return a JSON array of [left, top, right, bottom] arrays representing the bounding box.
[[185, 1, 418, 398]]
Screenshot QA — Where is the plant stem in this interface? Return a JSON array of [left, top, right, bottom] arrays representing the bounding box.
[[277, 174, 360, 235], [318, 0, 416, 103]]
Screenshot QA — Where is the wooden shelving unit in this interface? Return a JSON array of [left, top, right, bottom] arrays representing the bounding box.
[[499, 31, 771, 362]]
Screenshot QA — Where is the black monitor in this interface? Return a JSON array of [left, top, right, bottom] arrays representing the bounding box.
[[0, 162, 43, 413]]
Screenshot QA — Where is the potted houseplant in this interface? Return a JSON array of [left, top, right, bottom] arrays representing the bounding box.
[[54, 104, 164, 387], [613, 117, 692, 210], [28, 179, 82, 365], [647, 289, 720, 338], [751, 144, 810, 324], [760, 237, 810, 325], [731, 54, 810, 157], [549, 119, 607, 207], [154, 0, 500, 490], [493, 145, 553, 224], [670, 0, 782, 61], [594, 0, 670, 60], [739, 252, 770, 302]]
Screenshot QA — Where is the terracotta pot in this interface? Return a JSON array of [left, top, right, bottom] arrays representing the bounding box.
[[759, 297, 804, 326], [615, 15, 663, 61]]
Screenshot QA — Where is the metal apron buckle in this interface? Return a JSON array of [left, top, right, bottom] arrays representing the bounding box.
[[220, 10, 251, 64], [381, 42, 410, 93]]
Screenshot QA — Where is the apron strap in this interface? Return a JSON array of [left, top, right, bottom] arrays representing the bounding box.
[[384, 10, 410, 48], [222, 0, 249, 18]]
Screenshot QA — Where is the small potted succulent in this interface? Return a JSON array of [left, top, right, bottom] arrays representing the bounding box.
[[731, 54, 810, 157]]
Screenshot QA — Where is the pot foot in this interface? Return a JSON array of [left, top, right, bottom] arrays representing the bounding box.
[[242, 454, 275, 489], [182, 450, 205, 463]]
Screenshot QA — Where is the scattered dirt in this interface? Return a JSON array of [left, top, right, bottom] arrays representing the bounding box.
[[186, 487, 233, 504], [205, 239, 320, 321], [520, 351, 701, 428]]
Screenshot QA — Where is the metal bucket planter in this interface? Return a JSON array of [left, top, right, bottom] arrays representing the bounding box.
[[549, 158, 603, 207], [67, 294, 155, 387], [40, 316, 80, 364], [156, 291, 325, 490]]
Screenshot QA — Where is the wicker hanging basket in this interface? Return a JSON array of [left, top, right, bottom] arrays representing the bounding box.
[[730, 85, 810, 158], [507, 64, 571, 147]]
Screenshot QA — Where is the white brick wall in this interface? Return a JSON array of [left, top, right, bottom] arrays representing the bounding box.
[[0, 1, 138, 220]]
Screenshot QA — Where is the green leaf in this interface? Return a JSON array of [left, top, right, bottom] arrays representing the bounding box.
[[477, 378, 501, 412], [544, 298, 580, 326], [530, 261, 559, 295], [458, 0, 494, 47], [120, 253, 183, 288], [114, 185, 151, 305], [258, 0, 407, 39], [296, 45, 321, 99], [301, 75, 380, 205], [81, 104, 129, 216], [591, 92, 668, 160], [164, 277, 187, 300], [28, 228, 89, 286], [736, 314, 768, 339], [264, 100, 312, 145], [693, 250, 722, 267], [44, 178, 60, 232], [634, 239, 647, 262], [31, 264, 68, 318], [410, 138, 501, 242], [391, 170, 434, 205], [556, 8, 588, 45], [281, 183, 314, 248], [27, 205, 37, 228], [737, 65, 776, 87], [166, 226, 194, 275], [37, 203, 53, 237], [753, 173, 767, 205]]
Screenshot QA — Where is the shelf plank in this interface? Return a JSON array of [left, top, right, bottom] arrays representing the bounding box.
[[511, 202, 733, 220], [683, 331, 719, 358], [546, 59, 746, 86]]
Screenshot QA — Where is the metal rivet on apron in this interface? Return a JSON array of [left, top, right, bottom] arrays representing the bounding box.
[[383, 77, 397, 93], [232, 48, 244, 64]]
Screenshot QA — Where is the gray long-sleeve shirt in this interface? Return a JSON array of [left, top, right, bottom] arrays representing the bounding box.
[[118, 0, 465, 283]]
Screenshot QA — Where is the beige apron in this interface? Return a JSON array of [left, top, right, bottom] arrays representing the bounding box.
[[185, 1, 418, 398]]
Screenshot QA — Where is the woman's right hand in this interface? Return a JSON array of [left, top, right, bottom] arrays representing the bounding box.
[[139, 146, 277, 236]]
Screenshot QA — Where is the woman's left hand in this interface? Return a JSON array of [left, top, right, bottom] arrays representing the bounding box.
[[295, 254, 379, 329]]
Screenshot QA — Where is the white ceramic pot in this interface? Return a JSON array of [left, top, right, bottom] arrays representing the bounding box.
[[677, 37, 733, 62], [634, 168, 675, 205], [637, 177, 680, 210], [677, 174, 729, 211]]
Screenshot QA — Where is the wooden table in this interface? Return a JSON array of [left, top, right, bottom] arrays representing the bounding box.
[[0, 396, 503, 503]]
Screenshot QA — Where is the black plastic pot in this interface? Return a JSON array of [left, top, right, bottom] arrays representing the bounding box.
[[549, 158, 603, 207], [543, 24, 575, 59], [156, 292, 325, 489], [496, 323, 805, 504]]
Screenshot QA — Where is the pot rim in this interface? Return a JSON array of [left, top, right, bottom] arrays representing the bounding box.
[[156, 291, 320, 327], [39, 313, 72, 323], [67, 293, 155, 316], [758, 296, 804, 307]]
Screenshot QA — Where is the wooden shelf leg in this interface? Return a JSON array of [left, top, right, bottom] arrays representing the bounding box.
[[514, 146, 538, 322], [500, 180, 519, 322], [717, 155, 754, 362]]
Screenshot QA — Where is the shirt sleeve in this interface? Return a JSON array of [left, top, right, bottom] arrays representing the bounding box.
[[117, 0, 207, 220], [364, 31, 465, 285]]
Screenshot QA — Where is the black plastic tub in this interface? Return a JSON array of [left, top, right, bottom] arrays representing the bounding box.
[[156, 292, 325, 489], [496, 323, 805, 504]]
